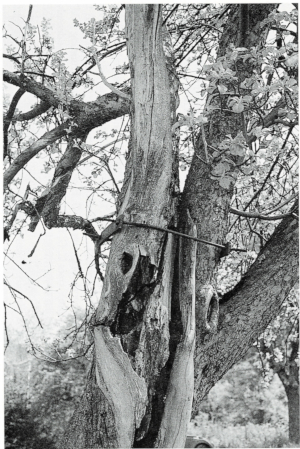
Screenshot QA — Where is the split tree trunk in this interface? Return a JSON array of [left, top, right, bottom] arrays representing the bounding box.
[[59, 5, 186, 448], [60, 5, 299, 448]]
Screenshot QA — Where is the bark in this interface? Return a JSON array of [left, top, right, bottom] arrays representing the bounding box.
[[4, 70, 64, 107], [3, 87, 25, 160], [182, 3, 277, 364], [285, 385, 300, 445], [277, 337, 300, 445], [4, 123, 67, 190], [38, 135, 87, 229], [13, 101, 51, 121], [60, 5, 178, 448], [3, 74, 130, 190], [194, 202, 299, 409], [58, 5, 298, 448], [7, 4, 296, 448]]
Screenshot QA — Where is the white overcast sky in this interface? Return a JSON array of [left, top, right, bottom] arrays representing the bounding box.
[[4, 4, 100, 52]]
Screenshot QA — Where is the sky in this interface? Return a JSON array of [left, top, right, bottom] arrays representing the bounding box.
[[4, 5, 100, 51]]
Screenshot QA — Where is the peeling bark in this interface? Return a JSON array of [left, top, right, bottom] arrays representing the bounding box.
[[60, 5, 178, 448], [156, 210, 196, 448]]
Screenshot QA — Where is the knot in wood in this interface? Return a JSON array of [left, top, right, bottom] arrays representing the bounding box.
[[198, 284, 219, 338]]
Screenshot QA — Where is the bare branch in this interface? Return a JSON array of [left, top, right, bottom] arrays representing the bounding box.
[[67, 229, 84, 278], [91, 19, 130, 101], [3, 53, 20, 64], [4, 87, 26, 160], [44, 214, 99, 241], [267, 194, 298, 214], [4, 69, 61, 107], [13, 101, 51, 122], [4, 123, 67, 190], [39, 136, 86, 227], [230, 207, 295, 221], [78, 137, 126, 166], [4, 252, 51, 291], [4, 279, 43, 328], [4, 303, 9, 352], [21, 5, 33, 74]]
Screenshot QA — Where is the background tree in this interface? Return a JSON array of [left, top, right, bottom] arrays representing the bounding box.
[[5, 320, 89, 448], [257, 290, 299, 445], [3, 4, 298, 448]]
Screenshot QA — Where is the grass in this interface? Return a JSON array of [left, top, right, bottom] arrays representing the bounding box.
[[188, 418, 292, 448]]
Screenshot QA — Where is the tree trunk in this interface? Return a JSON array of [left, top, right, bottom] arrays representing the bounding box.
[[278, 338, 300, 446], [60, 5, 181, 448], [286, 385, 300, 445], [59, 5, 299, 448]]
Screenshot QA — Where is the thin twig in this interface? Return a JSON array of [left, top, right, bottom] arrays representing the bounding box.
[[4, 304, 9, 352], [21, 5, 33, 74], [266, 193, 298, 214], [78, 137, 126, 166], [91, 19, 130, 100], [4, 279, 43, 328], [67, 229, 84, 278], [4, 253, 50, 290]]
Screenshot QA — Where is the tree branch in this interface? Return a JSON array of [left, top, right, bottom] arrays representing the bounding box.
[[3, 87, 131, 189], [3, 54, 21, 64], [3, 88, 25, 160], [91, 19, 130, 101], [248, 99, 286, 144], [3, 279, 43, 328], [4, 123, 67, 190], [4, 69, 61, 107], [194, 201, 299, 408], [230, 207, 295, 221], [40, 137, 86, 228], [13, 101, 51, 121]]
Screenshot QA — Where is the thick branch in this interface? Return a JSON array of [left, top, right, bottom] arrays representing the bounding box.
[[4, 70, 62, 107], [230, 207, 295, 221], [194, 202, 299, 408], [3, 92, 130, 190], [41, 137, 87, 229], [3, 123, 67, 190], [248, 99, 286, 144], [13, 101, 51, 121], [3, 88, 25, 160]]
